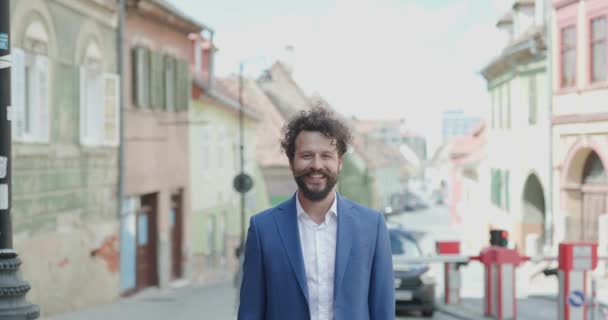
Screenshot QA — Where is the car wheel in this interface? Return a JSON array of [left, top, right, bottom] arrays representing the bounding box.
[[422, 309, 434, 317]]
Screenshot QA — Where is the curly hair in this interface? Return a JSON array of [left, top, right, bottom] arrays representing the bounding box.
[[281, 107, 352, 162]]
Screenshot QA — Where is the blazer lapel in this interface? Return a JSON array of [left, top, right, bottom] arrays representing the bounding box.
[[334, 194, 355, 299], [273, 195, 309, 305]]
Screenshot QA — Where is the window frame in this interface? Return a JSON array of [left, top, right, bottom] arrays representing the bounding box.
[[561, 25, 578, 89], [589, 15, 607, 84]]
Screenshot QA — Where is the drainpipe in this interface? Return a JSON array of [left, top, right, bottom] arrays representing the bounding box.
[[117, 0, 127, 281], [208, 29, 215, 90], [544, 0, 554, 253]]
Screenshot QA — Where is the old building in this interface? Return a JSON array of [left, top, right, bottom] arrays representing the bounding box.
[[9, 0, 120, 315], [481, 0, 550, 255], [121, 0, 204, 294], [551, 0, 608, 251]]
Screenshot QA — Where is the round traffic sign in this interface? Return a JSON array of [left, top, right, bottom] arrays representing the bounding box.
[[233, 173, 253, 193]]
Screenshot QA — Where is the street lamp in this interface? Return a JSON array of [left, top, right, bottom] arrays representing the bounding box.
[[0, 1, 40, 318], [233, 57, 266, 255]]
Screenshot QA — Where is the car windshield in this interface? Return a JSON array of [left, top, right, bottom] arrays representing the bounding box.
[[389, 230, 422, 258]]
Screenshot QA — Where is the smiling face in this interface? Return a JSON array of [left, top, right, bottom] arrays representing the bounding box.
[[290, 130, 343, 202]]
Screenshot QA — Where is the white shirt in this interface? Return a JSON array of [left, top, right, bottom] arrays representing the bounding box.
[[296, 193, 338, 320]]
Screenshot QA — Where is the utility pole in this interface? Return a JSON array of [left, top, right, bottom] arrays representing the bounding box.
[[544, 0, 554, 254], [239, 62, 245, 249], [0, 1, 40, 318]]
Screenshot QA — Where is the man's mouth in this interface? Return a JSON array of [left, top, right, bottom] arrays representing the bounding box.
[[306, 173, 326, 183]]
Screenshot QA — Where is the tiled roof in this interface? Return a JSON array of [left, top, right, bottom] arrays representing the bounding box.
[[148, 0, 210, 31], [449, 121, 486, 164], [497, 11, 513, 26], [217, 77, 289, 168], [513, 0, 535, 8], [257, 62, 312, 118]]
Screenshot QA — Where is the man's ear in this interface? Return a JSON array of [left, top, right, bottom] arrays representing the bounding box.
[[289, 159, 294, 173]]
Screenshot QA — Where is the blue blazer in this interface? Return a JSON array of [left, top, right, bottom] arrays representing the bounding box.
[[238, 194, 395, 320]]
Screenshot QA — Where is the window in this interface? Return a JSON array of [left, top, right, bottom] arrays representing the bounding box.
[[498, 86, 503, 129], [561, 26, 577, 87], [389, 231, 422, 258], [133, 46, 150, 108], [591, 17, 607, 83], [529, 75, 537, 125], [80, 41, 119, 146], [164, 56, 176, 111], [11, 21, 51, 143]]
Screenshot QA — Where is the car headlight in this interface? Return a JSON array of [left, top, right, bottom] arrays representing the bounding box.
[[394, 278, 402, 288], [420, 274, 435, 285]]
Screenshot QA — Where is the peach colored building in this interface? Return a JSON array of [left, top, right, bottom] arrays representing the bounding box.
[[551, 0, 608, 254], [122, 0, 210, 293]]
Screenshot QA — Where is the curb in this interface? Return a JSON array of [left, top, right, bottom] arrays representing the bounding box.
[[436, 304, 488, 320]]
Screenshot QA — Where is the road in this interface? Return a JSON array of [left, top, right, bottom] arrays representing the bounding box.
[[47, 280, 459, 320], [47, 204, 560, 320]]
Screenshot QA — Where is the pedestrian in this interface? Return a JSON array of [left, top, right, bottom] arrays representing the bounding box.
[[238, 107, 395, 320]]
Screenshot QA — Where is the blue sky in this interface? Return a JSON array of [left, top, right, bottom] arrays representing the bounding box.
[[169, 0, 512, 150]]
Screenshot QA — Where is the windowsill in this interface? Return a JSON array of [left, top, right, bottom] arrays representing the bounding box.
[[583, 81, 608, 92], [555, 86, 579, 95]]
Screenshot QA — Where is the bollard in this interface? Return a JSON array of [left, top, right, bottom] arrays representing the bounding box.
[[477, 246, 525, 320], [557, 242, 598, 320], [436, 241, 461, 305]]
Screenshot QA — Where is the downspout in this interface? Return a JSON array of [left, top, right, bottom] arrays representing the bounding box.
[[544, 0, 554, 253], [208, 29, 215, 90], [117, 0, 126, 238]]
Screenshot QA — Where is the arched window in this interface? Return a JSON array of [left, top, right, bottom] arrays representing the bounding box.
[[79, 40, 119, 146], [11, 20, 51, 143], [582, 152, 607, 185]]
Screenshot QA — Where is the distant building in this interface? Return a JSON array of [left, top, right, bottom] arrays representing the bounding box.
[[356, 119, 427, 163], [442, 110, 481, 141]]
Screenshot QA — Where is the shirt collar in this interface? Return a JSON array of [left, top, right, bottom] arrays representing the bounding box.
[[296, 191, 338, 219]]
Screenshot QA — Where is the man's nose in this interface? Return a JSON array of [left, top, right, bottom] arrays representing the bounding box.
[[310, 155, 323, 170]]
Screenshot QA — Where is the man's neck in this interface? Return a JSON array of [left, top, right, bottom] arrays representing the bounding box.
[[298, 190, 336, 224]]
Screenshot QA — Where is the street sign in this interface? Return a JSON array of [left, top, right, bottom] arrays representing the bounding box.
[[568, 290, 585, 308], [233, 173, 253, 194]]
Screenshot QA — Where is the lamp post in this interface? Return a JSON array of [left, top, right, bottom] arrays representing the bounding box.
[[0, 1, 40, 318]]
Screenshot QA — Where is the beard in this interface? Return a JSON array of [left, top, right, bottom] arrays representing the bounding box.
[[293, 167, 340, 202]]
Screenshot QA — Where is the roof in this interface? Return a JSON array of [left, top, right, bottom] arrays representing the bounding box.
[[449, 121, 487, 165], [496, 11, 513, 26], [513, 0, 535, 9], [129, 0, 210, 33], [481, 27, 545, 80], [216, 76, 289, 168], [192, 77, 260, 121], [257, 62, 312, 118]]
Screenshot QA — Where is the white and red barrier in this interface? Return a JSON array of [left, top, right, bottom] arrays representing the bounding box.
[[394, 240, 607, 320], [557, 242, 598, 320], [436, 241, 462, 305], [473, 246, 526, 320]]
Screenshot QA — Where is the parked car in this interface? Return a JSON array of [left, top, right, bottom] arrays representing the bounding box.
[[389, 226, 436, 317]]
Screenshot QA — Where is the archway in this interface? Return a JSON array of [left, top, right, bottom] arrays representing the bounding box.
[[579, 152, 607, 242], [521, 174, 545, 255]]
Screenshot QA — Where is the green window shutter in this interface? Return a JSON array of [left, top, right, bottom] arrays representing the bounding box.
[[176, 59, 189, 111], [150, 51, 164, 109], [163, 55, 175, 111], [496, 170, 503, 208], [505, 171, 510, 210], [172, 57, 180, 111], [132, 47, 141, 107]]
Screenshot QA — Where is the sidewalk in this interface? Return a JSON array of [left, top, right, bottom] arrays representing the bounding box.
[[44, 281, 238, 320]]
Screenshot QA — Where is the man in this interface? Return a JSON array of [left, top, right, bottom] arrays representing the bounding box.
[[238, 108, 395, 320]]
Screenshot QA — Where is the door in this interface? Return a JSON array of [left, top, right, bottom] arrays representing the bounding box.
[[170, 191, 183, 279], [582, 189, 606, 242], [136, 194, 158, 290]]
